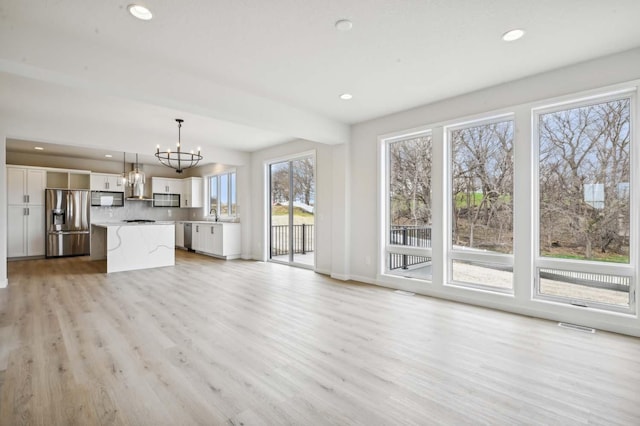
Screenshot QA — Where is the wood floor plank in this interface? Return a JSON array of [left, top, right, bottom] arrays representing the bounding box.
[[1, 251, 639, 425]]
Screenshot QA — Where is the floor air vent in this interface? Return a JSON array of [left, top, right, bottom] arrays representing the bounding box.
[[558, 322, 596, 333], [394, 290, 415, 296]]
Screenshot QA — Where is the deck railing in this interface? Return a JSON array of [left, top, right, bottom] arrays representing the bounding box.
[[389, 225, 432, 270], [271, 224, 314, 256]]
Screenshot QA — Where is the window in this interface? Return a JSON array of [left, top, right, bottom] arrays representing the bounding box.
[[384, 132, 433, 279], [448, 117, 514, 292], [208, 170, 237, 218], [535, 95, 634, 311]]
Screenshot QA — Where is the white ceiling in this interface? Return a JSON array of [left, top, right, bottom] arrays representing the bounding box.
[[2, 0, 640, 161]]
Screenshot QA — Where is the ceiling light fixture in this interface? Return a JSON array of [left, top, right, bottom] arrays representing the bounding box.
[[502, 29, 525, 42], [34, 146, 44, 150], [128, 4, 153, 21], [335, 19, 353, 31], [155, 119, 202, 174], [339, 93, 353, 100], [105, 154, 113, 158]]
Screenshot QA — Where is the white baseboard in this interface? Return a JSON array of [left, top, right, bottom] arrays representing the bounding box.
[[347, 274, 377, 285], [314, 268, 331, 276], [330, 273, 351, 281]]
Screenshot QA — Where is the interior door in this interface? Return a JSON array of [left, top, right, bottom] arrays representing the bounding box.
[[268, 155, 315, 267]]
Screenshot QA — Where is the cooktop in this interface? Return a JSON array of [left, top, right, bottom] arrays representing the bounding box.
[[123, 219, 156, 223]]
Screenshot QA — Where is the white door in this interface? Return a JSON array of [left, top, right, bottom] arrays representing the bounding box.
[[27, 205, 45, 256], [268, 156, 315, 268], [211, 225, 224, 256], [7, 206, 27, 257], [27, 169, 46, 205], [7, 168, 26, 205]]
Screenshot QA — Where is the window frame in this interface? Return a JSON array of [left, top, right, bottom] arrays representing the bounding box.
[[380, 128, 434, 280], [532, 90, 637, 314], [206, 169, 237, 219], [445, 113, 516, 294]]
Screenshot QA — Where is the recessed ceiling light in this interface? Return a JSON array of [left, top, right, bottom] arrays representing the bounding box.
[[128, 4, 153, 21], [34, 146, 44, 150], [335, 19, 353, 32], [502, 29, 525, 42], [105, 154, 113, 158], [339, 93, 353, 100]]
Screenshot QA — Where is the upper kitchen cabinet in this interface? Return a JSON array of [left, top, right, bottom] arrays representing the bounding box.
[[152, 177, 182, 195], [181, 177, 203, 208], [90, 173, 126, 192], [7, 166, 46, 205]]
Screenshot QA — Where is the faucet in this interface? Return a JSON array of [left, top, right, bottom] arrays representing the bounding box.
[[210, 207, 218, 222]]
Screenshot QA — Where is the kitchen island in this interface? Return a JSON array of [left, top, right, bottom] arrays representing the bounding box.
[[91, 221, 175, 273]]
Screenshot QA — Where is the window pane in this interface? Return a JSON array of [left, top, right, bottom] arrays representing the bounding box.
[[538, 99, 630, 263], [209, 176, 218, 215], [389, 135, 432, 248], [452, 259, 513, 290], [230, 172, 237, 215], [451, 120, 514, 254], [538, 267, 630, 307], [387, 251, 432, 280], [219, 174, 229, 215]]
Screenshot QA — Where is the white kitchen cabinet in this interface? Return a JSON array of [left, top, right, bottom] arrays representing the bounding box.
[[190, 222, 240, 259], [152, 177, 182, 194], [26, 205, 46, 256], [203, 224, 218, 254], [7, 205, 28, 257], [8, 166, 46, 205], [209, 224, 224, 256], [7, 166, 46, 257], [175, 222, 184, 248], [90, 173, 125, 191], [181, 177, 203, 208], [192, 223, 205, 251]]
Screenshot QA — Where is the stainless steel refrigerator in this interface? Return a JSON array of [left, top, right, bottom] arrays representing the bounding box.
[[46, 189, 91, 257]]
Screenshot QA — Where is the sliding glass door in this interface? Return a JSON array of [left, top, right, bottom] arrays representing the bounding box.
[[269, 155, 315, 267]]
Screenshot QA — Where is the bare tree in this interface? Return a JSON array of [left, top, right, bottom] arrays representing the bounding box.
[[451, 120, 514, 253], [389, 136, 432, 226], [270, 163, 289, 204], [538, 98, 630, 260], [292, 157, 314, 206]]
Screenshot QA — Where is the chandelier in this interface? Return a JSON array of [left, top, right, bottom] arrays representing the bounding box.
[[155, 118, 203, 173]]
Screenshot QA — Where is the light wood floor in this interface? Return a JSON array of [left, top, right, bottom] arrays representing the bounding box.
[[1, 251, 639, 425]]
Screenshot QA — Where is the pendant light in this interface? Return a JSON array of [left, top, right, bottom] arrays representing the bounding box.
[[122, 152, 128, 185], [129, 153, 145, 187]]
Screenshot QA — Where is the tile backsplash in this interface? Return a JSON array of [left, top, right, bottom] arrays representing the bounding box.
[[91, 201, 192, 223]]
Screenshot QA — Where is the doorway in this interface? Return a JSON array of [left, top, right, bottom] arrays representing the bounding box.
[[268, 155, 315, 268]]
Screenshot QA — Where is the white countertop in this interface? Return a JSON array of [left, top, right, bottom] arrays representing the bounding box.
[[177, 220, 239, 224], [92, 221, 175, 228]]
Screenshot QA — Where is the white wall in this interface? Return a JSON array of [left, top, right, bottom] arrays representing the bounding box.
[[0, 134, 7, 288], [349, 47, 640, 336], [248, 139, 344, 275]]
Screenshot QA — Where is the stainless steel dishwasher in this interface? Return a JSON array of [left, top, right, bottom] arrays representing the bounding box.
[[184, 222, 193, 251]]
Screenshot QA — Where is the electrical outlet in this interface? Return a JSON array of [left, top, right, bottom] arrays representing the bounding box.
[[168, 209, 172, 217]]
